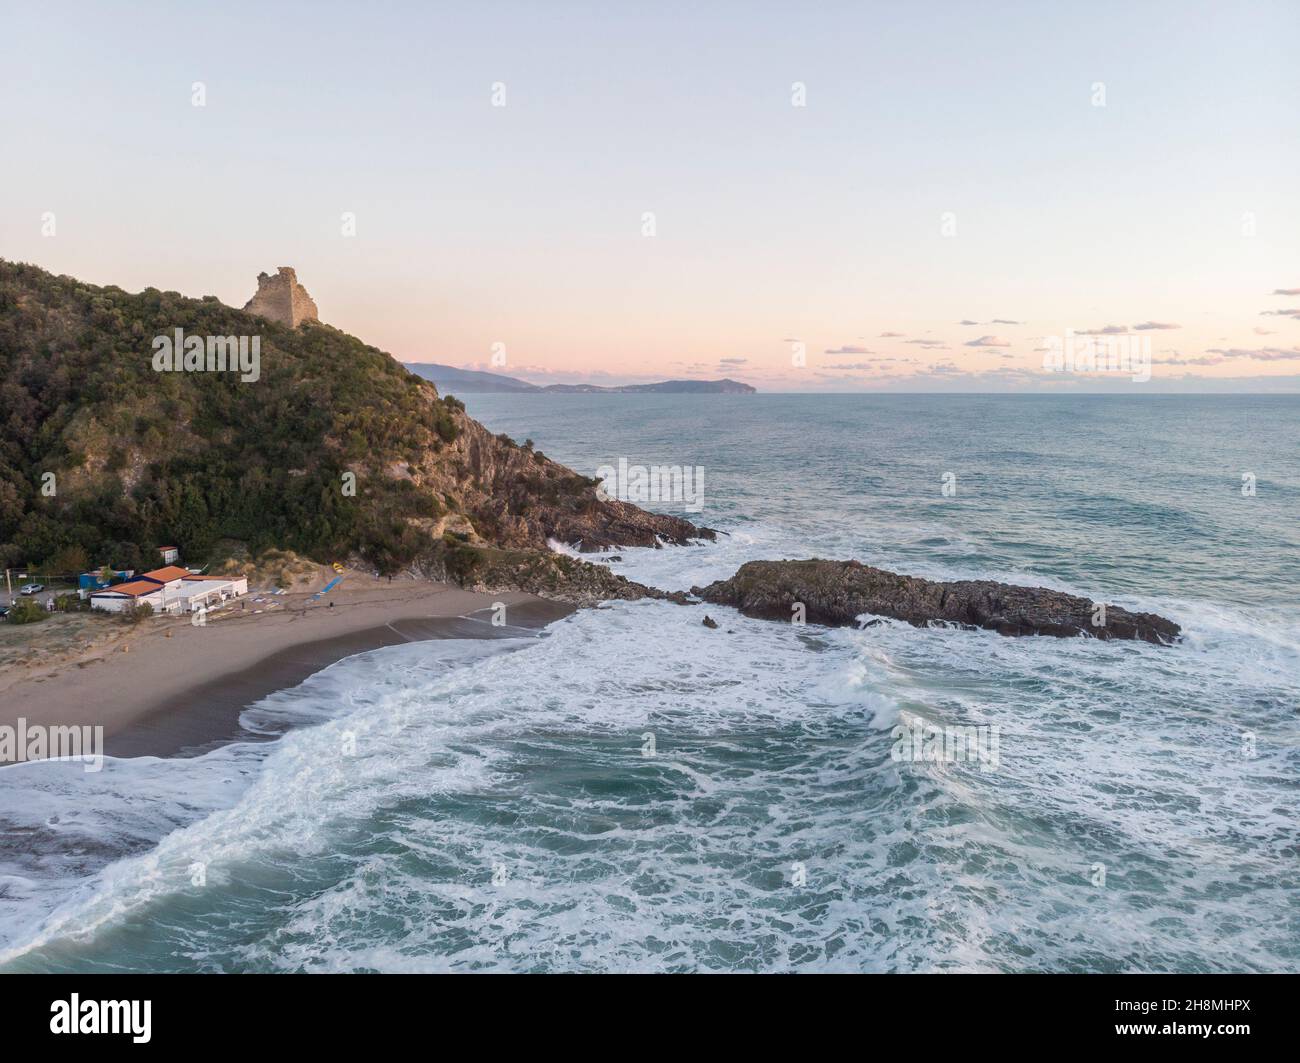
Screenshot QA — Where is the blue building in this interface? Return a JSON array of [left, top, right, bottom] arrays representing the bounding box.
[[78, 569, 133, 592]]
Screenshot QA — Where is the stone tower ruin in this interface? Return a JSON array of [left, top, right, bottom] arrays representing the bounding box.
[[242, 266, 319, 328]]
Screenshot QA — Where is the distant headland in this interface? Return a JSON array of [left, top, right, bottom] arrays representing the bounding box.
[[404, 362, 756, 395]]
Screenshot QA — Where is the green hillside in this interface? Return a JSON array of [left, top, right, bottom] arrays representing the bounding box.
[[0, 261, 708, 589], [0, 261, 476, 574]]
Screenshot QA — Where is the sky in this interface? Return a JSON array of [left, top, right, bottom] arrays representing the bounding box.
[[1, 1, 1297, 392]]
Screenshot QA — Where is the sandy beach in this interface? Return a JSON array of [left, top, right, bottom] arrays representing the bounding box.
[[0, 572, 573, 760]]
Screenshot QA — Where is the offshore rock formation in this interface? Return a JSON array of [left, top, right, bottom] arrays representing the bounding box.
[[691, 559, 1181, 644], [243, 266, 319, 327]]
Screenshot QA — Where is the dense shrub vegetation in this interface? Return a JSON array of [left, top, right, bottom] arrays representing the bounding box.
[[5, 598, 46, 624], [0, 261, 462, 574], [120, 601, 154, 624]]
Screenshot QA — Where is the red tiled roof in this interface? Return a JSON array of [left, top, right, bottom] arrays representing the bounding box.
[[90, 580, 161, 598], [140, 566, 191, 583], [181, 574, 230, 581]]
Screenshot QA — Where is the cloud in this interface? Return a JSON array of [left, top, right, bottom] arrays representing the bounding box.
[[1207, 346, 1300, 361], [1261, 309, 1300, 317], [958, 319, 980, 326], [822, 355, 908, 368], [1272, 288, 1300, 296], [991, 318, 1022, 325], [785, 359, 1300, 393], [781, 359, 1300, 393], [1071, 322, 1179, 334], [824, 345, 874, 355], [878, 331, 905, 338], [718, 357, 748, 365], [1152, 354, 1224, 366], [1254, 327, 1277, 335], [905, 339, 948, 348], [964, 335, 1011, 347]]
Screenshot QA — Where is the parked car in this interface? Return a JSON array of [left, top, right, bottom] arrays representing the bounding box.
[[19, 583, 44, 595]]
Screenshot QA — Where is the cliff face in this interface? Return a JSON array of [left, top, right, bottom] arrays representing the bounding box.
[[427, 413, 709, 552], [417, 540, 689, 608], [242, 266, 319, 328]]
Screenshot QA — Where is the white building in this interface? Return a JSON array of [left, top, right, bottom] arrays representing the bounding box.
[[136, 566, 191, 613], [177, 575, 249, 612], [90, 568, 249, 615], [88, 579, 170, 614]]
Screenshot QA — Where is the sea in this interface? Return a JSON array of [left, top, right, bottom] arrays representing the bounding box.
[[1, 394, 1297, 972]]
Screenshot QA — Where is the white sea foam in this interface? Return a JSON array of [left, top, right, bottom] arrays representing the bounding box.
[[0, 636, 530, 966], [2, 575, 1295, 972], [3, 395, 1298, 972]]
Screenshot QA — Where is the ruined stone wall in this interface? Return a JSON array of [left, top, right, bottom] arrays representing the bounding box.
[[242, 266, 319, 327]]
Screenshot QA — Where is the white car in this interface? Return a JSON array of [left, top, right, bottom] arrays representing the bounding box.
[[19, 583, 44, 595]]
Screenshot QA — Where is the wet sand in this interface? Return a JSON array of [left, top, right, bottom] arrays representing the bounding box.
[[0, 580, 573, 762]]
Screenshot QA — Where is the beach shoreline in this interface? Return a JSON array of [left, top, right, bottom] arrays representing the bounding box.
[[0, 577, 574, 762]]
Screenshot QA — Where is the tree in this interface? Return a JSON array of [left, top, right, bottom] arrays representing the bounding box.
[[47, 544, 89, 578]]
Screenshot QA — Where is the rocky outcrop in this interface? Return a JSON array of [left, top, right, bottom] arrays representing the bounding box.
[[415, 406, 715, 552], [691, 559, 1180, 644], [243, 266, 319, 328], [420, 540, 687, 608]]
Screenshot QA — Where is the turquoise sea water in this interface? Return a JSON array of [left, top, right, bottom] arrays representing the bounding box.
[[1, 394, 1297, 972]]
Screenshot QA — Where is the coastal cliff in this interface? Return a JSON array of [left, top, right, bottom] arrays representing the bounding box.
[[0, 261, 708, 604], [428, 411, 710, 552]]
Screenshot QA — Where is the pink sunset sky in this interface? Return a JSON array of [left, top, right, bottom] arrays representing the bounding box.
[[2, 2, 1296, 391]]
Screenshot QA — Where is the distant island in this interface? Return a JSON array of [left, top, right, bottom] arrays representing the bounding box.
[[403, 362, 540, 393], [404, 362, 756, 395]]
